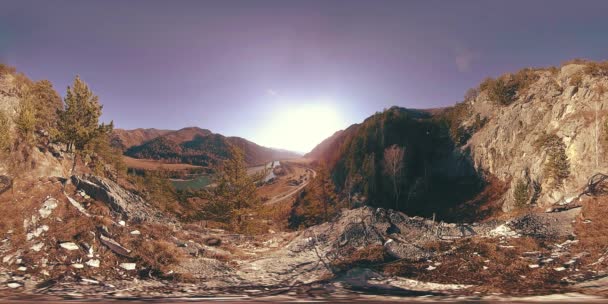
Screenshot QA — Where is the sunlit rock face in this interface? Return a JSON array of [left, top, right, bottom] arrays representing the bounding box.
[[463, 64, 608, 210]]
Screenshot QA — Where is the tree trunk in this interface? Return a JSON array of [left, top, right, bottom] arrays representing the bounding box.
[[393, 178, 399, 210]]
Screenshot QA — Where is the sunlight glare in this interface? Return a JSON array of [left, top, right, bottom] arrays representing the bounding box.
[[256, 101, 347, 154]]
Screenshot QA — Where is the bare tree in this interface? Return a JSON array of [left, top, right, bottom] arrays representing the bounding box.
[[383, 145, 405, 210]]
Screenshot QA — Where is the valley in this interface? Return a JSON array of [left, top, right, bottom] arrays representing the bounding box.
[[3, 33, 608, 303]]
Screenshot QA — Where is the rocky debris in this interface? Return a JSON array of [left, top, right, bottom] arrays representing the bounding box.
[[64, 193, 90, 217], [30, 243, 44, 252], [26, 225, 49, 241], [38, 197, 58, 218], [72, 263, 84, 269], [130, 230, 141, 235], [488, 224, 520, 238], [85, 259, 100, 268], [72, 175, 162, 222], [508, 207, 581, 238], [119, 263, 136, 271], [59, 242, 80, 251], [99, 235, 131, 256], [204, 237, 222, 247]]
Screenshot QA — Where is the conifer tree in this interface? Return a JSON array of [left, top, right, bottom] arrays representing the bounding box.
[[0, 110, 11, 153], [200, 145, 263, 231], [57, 76, 112, 173]]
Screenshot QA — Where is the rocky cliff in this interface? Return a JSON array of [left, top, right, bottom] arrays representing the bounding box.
[[460, 62, 608, 210], [309, 61, 608, 214]]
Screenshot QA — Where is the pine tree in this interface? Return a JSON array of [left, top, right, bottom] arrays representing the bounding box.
[[57, 76, 110, 173], [15, 98, 36, 145], [200, 145, 263, 231]]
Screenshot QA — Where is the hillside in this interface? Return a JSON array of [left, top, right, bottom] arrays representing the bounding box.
[[306, 107, 482, 220], [123, 127, 300, 166], [3, 61, 608, 300], [111, 128, 172, 151], [308, 60, 608, 219]]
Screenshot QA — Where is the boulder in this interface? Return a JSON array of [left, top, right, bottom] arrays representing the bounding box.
[[59, 242, 79, 251], [72, 175, 160, 222], [100, 235, 131, 256]]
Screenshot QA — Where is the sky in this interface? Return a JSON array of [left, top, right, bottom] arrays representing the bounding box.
[[2, 0, 608, 152]]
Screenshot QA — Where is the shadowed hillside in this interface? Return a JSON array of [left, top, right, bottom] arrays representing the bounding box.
[[123, 127, 300, 166]]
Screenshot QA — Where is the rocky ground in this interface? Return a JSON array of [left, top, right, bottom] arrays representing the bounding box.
[[0, 174, 607, 302]]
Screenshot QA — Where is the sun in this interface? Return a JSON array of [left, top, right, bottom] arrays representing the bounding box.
[[256, 102, 347, 153]]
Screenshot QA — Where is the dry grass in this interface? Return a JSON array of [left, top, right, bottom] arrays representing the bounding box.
[[573, 197, 608, 267], [447, 175, 508, 222], [130, 239, 185, 274], [384, 237, 564, 294]]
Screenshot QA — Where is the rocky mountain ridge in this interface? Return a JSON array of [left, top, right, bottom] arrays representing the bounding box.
[[118, 126, 300, 167]]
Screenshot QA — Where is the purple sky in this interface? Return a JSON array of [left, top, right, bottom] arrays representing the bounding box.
[[2, 0, 608, 151]]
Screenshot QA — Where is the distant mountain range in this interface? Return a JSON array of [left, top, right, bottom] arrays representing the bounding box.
[[112, 127, 300, 167]]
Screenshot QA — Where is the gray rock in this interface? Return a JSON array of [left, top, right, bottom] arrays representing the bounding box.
[[59, 242, 80, 251], [39, 197, 58, 218], [72, 175, 163, 222], [119, 263, 136, 270], [100, 235, 131, 256]]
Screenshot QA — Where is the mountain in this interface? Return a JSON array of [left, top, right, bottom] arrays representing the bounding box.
[[307, 107, 481, 220], [111, 128, 172, 151], [122, 127, 300, 166], [308, 61, 608, 220]]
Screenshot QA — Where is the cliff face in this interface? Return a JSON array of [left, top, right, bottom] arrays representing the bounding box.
[[452, 63, 608, 210], [308, 62, 608, 214]]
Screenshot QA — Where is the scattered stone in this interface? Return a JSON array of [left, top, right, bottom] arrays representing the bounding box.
[[85, 259, 100, 268], [65, 193, 91, 217], [528, 264, 540, 269], [130, 230, 141, 235], [426, 265, 436, 271], [554, 267, 566, 272], [81, 278, 99, 284], [31, 242, 44, 252], [39, 197, 58, 218], [72, 263, 84, 269], [7, 282, 22, 289], [3, 254, 14, 264], [118, 220, 126, 226], [119, 263, 136, 270], [26, 225, 50, 241], [17, 266, 26, 271], [59, 242, 80, 251], [489, 224, 520, 238], [100, 235, 131, 256], [541, 258, 554, 263], [204, 237, 222, 247]]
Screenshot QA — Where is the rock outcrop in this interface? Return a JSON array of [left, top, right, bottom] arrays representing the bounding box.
[[462, 64, 608, 210], [71, 175, 163, 222]]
